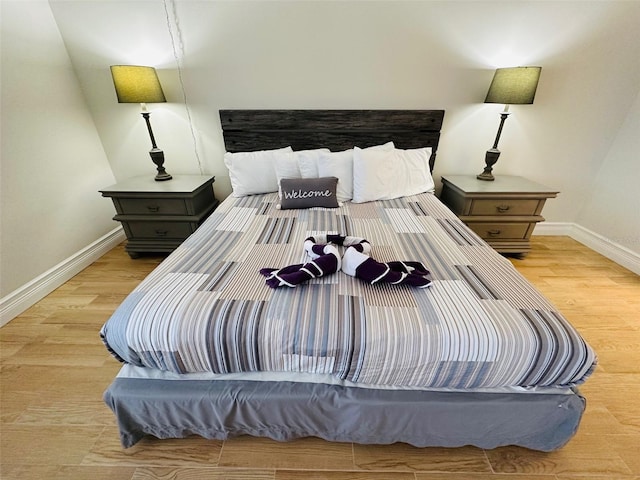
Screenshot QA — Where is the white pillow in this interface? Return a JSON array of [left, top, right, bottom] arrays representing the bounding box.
[[396, 147, 435, 194], [317, 150, 354, 202], [224, 147, 292, 197], [275, 152, 301, 184], [315, 142, 395, 202], [296, 149, 330, 179], [352, 146, 434, 203]]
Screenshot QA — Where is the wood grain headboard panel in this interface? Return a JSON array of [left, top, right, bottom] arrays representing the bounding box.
[[219, 110, 445, 171]]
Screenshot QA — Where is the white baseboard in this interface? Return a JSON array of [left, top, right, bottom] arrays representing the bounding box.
[[534, 222, 640, 275], [0, 227, 125, 327], [531, 221, 573, 236]]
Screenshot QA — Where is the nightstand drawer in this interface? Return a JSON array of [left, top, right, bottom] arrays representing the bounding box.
[[467, 222, 531, 240], [470, 199, 540, 216], [116, 197, 188, 215], [125, 221, 195, 240]]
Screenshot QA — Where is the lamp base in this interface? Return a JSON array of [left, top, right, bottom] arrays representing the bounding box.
[[155, 172, 173, 182], [477, 148, 500, 181], [477, 172, 495, 181], [149, 148, 172, 182]]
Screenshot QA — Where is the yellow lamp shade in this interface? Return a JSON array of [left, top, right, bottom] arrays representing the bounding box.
[[110, 65, 166, 104], [484, 66, 541, 105]]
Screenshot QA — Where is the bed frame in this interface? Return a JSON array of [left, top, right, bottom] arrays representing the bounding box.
[[104, 110, 586, 451]]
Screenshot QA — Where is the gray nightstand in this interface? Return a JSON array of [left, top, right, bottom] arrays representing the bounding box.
[[440, 175, 558, 255], [101, 175, 219, 258]]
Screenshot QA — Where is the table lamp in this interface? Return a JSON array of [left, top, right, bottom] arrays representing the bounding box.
[[478, 66, 542, 181], [110, 65, 172, 181]]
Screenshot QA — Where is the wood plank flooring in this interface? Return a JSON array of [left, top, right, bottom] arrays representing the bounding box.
[[1, 236, 639, 480]]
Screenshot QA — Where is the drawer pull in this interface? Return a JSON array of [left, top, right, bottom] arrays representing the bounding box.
[[155, 230, 168, 237], [496, 205, 511, 213], [147, 205, 160, 212], [487, 229, 501, 237]]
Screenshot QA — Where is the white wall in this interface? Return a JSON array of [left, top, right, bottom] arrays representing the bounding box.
[[0, 1, 117, 298], [50, 0, 640, 225], [577, 90, 640, 254]]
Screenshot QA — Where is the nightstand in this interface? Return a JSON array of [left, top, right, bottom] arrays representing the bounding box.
[[440, 175, 558, 255], [100, 175, 219, 258]]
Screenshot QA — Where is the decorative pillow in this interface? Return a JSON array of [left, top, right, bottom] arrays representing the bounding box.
[[352, 146, 434, 203], [224, 146, 292, 197], [278, 177, 340, 210], [315, 142, 395, 202]]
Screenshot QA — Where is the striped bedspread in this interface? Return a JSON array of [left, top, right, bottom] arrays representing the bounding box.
[[101, 192, 596, 389]]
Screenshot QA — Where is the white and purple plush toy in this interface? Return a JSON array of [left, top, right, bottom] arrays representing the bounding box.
[[305, 234, 371, 257], [341, 246, 433, 288], [259, 242, 340, 288], [260, 234, 432, 289]]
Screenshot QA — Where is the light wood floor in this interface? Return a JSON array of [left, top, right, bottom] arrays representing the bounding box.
[[1, 236, 639, 480]]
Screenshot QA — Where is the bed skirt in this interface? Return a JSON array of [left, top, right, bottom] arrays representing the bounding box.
[[104, 370, 585, 451]]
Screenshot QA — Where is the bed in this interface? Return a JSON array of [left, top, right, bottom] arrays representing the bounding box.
[[101, 109, 596, 451]]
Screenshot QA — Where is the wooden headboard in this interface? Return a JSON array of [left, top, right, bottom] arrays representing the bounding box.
[[219, 110, 445, 171]]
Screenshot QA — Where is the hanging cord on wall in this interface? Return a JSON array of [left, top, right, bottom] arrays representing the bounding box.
[[163, 0, 205, 175]]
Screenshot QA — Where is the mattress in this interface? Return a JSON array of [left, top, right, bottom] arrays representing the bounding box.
[[100, 192, 597, 390]]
